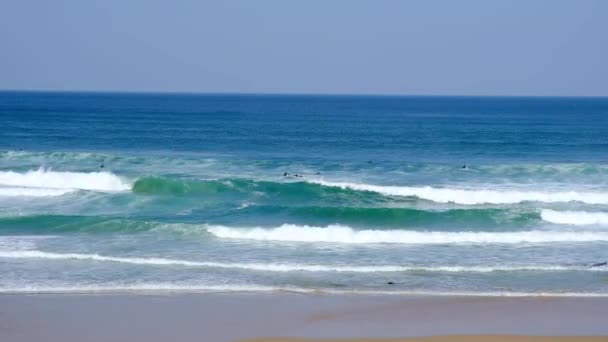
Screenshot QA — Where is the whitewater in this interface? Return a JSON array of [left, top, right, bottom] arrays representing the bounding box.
[[206, 224, 608, 244], [540, 209, 608, 226], [0, 168, 131, 196], [309, 180, 608, 205]]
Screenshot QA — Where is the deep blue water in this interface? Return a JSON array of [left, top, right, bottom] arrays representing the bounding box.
[[3, 92, 608, 162], [0, 91, 607, 295]]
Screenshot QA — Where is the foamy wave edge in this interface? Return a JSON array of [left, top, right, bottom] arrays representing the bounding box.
[[541, 209, 608, 226], [1, 250, 603, 273], [310, 180, 608, 205], [0, 168, 131, 193], [0, 187, 75, 197], [206, 224, 608, 244], [1, 284, 606, 297]]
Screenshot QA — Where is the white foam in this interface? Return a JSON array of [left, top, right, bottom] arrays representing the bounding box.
[[206, 224, 608, 244], [310, 180, 608, 205], [0, 237, 36, 251], [0, 168, 130, 192], [0, 284, 283, 294], [1, 250, 600, 273], [0, 187, 74, 197], [541, 209, 608, 226], [1, 284, 607, 297]]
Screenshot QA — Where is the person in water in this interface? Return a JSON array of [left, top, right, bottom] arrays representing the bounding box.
[[283, 172, 307, 178]]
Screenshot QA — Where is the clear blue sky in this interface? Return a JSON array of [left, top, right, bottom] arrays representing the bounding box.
[[1, 0, 607, 96]]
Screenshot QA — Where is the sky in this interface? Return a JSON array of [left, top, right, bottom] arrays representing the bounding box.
[[1, 0, 607, 96]]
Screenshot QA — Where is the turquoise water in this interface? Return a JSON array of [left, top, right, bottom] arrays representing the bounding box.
[[1, 91, 608, 295]]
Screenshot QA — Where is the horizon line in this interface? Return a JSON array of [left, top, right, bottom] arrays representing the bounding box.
[[1, 88, 607, 99]]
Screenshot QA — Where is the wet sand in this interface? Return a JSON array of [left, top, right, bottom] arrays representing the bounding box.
[[243, 338, 608, 342], [1, 294, 607, 342]]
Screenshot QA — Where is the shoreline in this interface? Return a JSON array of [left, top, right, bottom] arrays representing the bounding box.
[[2, 293, 607, 342], [2, 287, 608, 298]]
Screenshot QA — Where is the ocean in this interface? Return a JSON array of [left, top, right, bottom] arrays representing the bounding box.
[[1, 91, 608, 295]]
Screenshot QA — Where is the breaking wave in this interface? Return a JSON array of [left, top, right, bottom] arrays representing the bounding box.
[[206, 224, 608, 244], [541, 209, 608, 226], [0, 187, 74, 197], [309, 180, 608, 205], [0, 168, 130, 192]]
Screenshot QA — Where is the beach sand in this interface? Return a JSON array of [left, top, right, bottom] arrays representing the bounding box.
[[243, 337, 608, 342], [1, 294, 607, 342], [243, 338, 608, 342]]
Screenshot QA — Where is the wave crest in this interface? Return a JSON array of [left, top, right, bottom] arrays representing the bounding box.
[[541, 210, 608, 226], [206, 224, 608, 244], [310, 180, 608, 205], [0, 187, 74, 197], [0, 168, 130, 192]]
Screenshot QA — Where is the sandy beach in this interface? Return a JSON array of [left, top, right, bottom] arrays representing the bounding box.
[[2, 294, 607, 342], [243, 338, 608, 342]]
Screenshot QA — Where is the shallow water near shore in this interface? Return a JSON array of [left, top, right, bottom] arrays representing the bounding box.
[[1, 92, 608, 295]]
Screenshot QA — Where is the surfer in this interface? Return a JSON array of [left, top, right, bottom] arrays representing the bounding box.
[[591, 261, 607, 267], [462, 164, 468, 169], [283, 172, 305, 178], [100, 160, 105, 169]]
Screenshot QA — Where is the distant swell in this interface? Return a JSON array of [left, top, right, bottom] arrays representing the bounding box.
[[206, 224, 608, 244], [541, 210, 608, 226], [0, 168, 130, 192], [0, 250, 602, 273], [309, 180, 608, 205]]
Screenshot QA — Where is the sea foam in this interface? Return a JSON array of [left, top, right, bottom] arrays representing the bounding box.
[[541, 209, 608, 226], [0, 168, 130, 192], [309, 180, 608, 205], [2, 250, 600, 273], [1, 284, 607, 297], [206, 224, 608, 244], [0, 187, 74, 197], [0, 284, 281, 294]]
